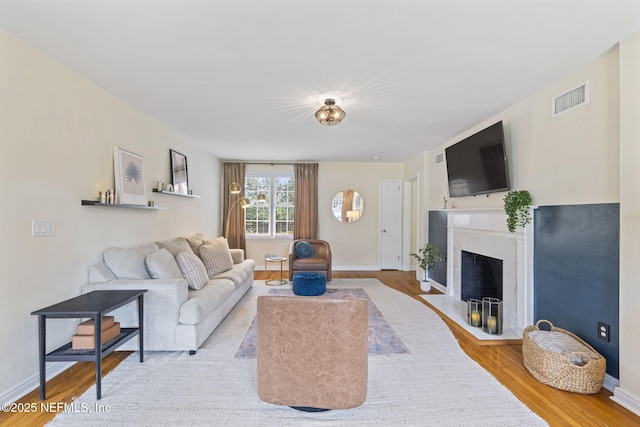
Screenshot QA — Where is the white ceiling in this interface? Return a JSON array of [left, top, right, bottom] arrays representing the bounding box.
[[2, 1, 640, 162]]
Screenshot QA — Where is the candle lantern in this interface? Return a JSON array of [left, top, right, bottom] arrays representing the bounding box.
[[482, 297, 503, 335], [466, 299, 483, 327]]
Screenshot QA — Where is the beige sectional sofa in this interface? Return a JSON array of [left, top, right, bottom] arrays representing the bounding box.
[[82, 233, 254, 354]]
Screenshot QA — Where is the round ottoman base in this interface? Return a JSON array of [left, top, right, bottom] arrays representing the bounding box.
[[292, 273, 326, 296]]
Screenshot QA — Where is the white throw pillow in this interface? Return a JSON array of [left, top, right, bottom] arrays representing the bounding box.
[[176, 251, 209, 290], [145, 248, 183, 280], [199, 238, 234, 276], [104, 243, 159, 279]]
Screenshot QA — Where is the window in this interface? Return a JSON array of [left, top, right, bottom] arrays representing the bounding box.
[[245, 174, 294, 238]]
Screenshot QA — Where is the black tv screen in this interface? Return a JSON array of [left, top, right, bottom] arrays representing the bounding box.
[[445, 121, 509, 197]]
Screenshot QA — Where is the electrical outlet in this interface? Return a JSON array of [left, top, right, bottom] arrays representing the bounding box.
[[598, 322, 610, 342], [32, 219, 55, 237]]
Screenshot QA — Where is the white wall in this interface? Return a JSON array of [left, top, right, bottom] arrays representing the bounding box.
[[318, 162, 403, 270], [244, 162, 404, 270], [426, 47, 620, 210], [615, 31, 640, 415], [418, 34, 640, 414], [0, 30, 222, 400]]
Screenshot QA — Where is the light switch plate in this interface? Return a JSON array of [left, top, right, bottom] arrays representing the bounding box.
[[32, 219, 55, 237]]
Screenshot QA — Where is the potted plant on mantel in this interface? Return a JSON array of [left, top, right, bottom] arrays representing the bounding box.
[[503, 190, 533, 233], [410, 243, 444, 292]]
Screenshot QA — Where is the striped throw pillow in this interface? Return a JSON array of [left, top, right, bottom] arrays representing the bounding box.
[[199, 238, 234, 277]]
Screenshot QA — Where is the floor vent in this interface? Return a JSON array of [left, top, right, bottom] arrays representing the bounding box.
[[552, 81, 589, 117], [435, 153, 444, 164]]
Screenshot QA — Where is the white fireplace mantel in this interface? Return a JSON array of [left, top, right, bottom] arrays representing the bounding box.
[[422, 207, 535, 340]]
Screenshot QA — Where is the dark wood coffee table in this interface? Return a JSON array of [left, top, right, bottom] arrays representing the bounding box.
[[31, 289, 147, 400]]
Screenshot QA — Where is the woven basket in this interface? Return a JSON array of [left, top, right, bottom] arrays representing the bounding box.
[[522, 320, 606, 394]]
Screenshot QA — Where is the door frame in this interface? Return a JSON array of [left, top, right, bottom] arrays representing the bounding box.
[[402, 173, 420, 272]]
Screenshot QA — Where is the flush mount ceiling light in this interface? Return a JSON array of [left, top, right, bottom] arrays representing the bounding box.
[[315, 98, 346, 126]]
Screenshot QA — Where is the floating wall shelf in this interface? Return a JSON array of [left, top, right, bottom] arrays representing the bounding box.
[[81, 200, 165, 210], [152, 189, 200, 198]]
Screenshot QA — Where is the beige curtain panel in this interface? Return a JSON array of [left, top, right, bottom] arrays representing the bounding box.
[[223, 162, 246, 250], [293, 163, 318, 240]]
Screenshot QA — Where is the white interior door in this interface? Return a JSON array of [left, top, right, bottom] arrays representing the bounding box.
[[379, 180, 402, 270]]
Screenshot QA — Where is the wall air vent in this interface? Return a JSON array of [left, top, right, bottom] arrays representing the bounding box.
[[435, 153, 444, 164], [552, 81, 589, 117]]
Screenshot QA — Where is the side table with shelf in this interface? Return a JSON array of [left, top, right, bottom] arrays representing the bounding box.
[[31, 290, 147, 400]]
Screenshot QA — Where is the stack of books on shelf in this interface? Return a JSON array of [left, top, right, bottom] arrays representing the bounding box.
[[72, 316, 121, 350]]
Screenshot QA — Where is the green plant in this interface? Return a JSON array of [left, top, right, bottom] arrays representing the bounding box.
[[503, 190, 533, 233], [410, 243, 444, 281]]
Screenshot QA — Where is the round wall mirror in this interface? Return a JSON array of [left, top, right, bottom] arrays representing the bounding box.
[[331, 190, 364, 223]]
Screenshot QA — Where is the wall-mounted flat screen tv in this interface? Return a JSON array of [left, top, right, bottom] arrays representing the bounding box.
[[445, 121, 509, 197]]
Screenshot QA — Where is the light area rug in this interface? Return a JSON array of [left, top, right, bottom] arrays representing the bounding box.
[[47, 279, 547, 426], [235, 287, 410, 358]]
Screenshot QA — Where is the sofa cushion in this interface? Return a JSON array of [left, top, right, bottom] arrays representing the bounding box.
[[295, 241, 314, 258], [88, 262, 117, 283], [156, 237, 193, 258], [186, 233, 207, 253], [199, 238, 234, 276], [146, 248, 183, 280], [176, 251, 209, 290], [292, 257, 328, 270], [179, 279, 236, 324], [212, 259, 254, 288], [104, 243, 159, 279]]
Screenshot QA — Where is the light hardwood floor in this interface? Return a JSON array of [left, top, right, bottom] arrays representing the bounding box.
[[2, 270, 639, 427]]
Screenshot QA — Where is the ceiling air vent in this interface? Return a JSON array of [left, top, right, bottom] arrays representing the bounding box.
[[552, 81, 589, 117], [435, 153, 444, 164]]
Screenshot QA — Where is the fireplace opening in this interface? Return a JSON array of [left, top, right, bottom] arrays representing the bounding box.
[[461, 250, 503, 302]]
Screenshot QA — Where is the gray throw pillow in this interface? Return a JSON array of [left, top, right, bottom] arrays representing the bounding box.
[[104, 243, 159, 279], [145, 248, 183, 280], [176, 251, 209, 290], [156, 237, 193, 258]]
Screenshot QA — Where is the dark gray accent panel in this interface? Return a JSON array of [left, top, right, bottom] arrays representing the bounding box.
[[428, 210, 448, 286], [534, 203, 619, 378]]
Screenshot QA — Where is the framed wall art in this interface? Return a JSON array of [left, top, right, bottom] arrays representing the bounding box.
[[170, 149, 189, 194], [113, 147, 146, 205]]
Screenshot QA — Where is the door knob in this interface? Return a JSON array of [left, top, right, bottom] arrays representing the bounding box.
[[382, 229, 387, 233]]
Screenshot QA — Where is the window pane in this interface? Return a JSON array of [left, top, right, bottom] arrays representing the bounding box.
[[244, 174, 294, 238]]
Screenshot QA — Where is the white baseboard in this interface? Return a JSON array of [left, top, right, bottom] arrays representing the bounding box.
[[611, 386, 640, 416], [0, 361, 75, 404], [332, 265, 379, 271], [603, 374, 619, 393]]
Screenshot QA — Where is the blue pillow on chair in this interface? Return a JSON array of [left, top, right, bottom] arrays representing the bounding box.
[[295, 241, 314, 258]]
